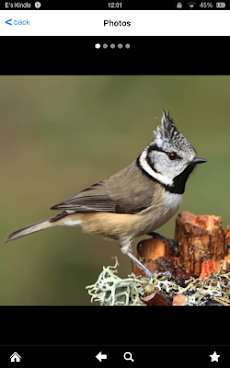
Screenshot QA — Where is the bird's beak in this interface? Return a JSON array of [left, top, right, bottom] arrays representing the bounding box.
[[190, 157, 207, 165]]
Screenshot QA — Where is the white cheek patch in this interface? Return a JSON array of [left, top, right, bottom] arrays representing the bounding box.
[[64, 219, 82, 226], [139, 150, 174, 186]]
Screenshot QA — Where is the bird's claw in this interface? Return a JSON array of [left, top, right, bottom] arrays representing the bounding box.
[[159, 270, 172, 279], [167, 238, 179, 256]]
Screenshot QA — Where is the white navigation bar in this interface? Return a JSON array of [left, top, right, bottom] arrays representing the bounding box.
[[0, 10, 229, 36]]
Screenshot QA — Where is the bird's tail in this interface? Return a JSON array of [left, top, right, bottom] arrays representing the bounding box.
[[5, 218, 55, 243]]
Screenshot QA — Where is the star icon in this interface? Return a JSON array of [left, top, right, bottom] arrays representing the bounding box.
[[209, 351, 220, 362]]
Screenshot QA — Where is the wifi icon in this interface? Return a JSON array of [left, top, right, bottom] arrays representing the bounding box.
[[188, 1, 196, 8]]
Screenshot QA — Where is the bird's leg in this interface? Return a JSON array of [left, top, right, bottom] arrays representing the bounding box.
[[148, 231, 179, 256], [126, 250, 154, 277], [120, 240, 171, 278], [126, 251, 172, 278]]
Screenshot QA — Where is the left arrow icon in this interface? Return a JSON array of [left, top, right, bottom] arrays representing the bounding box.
[[96, 351, 107, 362], [5, 19, 12, 26]]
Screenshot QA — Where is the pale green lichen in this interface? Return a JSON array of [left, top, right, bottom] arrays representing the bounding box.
[[86, 258, 147, 305], [86, 258, 230, 306], [184, 265, 230, 306]]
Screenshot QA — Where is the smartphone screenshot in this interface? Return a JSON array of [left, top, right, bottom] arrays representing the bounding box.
[[0, 0, 229, 364]]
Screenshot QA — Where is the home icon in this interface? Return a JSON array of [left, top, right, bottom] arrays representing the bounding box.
[[10, 352, 21, 362]]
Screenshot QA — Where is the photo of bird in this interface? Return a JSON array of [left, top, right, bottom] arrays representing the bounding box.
[[5, 111, 206, 276]]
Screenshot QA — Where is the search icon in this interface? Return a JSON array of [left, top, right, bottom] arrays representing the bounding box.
[[124, 352, 134, 362]]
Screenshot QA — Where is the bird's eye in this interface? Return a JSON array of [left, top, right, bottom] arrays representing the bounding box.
[[168, 152, 178, 160]]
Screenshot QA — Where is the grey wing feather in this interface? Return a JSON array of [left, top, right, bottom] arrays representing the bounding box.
[[51, 183, 116, 212], [51, 161, 156, 214]]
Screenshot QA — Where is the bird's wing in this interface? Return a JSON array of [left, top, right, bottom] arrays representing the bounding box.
[[51, 182, 117, 212], [51, 162, 156, 215]]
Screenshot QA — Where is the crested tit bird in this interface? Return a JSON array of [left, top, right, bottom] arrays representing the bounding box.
[[5, 111, 207, 277]]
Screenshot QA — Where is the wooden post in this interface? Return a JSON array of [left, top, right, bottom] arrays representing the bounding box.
[[174, 212, 225, 277], [221, 226, 230, 272], [132, 212, 226, 279], [226, 225, 230, 256], [129, 212, 230, 305], [132, 235, 190, 283], [132, 236, 176, 277]]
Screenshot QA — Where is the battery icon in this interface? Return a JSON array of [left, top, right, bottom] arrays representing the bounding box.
[[216, 2, 226, 7]]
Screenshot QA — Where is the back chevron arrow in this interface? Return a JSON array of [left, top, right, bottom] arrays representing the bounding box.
[[5, 19, 12, 26]]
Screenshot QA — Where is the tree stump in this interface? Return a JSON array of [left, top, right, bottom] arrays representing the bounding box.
[[175, 212, 225, 277], [226, 225, 230, 256], [132, 212, 228, 279]]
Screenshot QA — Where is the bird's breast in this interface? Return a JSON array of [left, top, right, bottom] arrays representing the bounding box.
[[78, 191, 184, 240], [136, 191, 184, 235]]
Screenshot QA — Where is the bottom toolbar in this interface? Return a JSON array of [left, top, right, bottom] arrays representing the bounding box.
[[0, 346, 227, 364]]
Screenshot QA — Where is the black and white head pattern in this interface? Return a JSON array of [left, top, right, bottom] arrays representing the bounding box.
[[137, 111, 197, 194]]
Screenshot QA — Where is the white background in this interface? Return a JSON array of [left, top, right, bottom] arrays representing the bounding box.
[[0, 10, 229, 36]]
